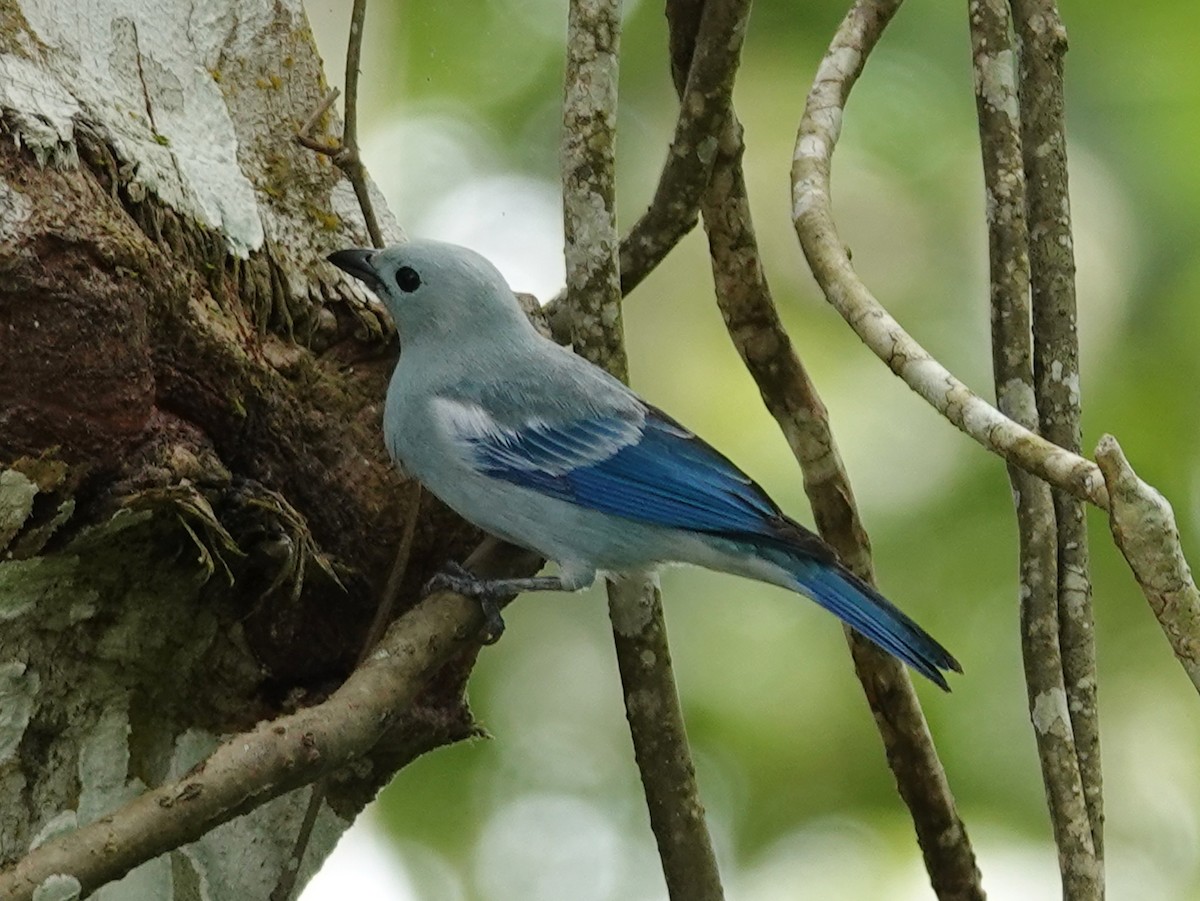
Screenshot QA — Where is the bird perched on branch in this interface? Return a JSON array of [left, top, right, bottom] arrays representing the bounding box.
[[328, 240, 960, 689]]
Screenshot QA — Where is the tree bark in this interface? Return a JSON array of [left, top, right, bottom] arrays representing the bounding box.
[[0, 0, 477, 895]]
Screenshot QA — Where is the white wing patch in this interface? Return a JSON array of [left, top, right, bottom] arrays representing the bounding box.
[[431, 396, 644, 476], [432, 397, 507, 443]]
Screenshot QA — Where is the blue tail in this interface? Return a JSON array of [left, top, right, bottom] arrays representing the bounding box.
[[784, 556, 960, 690]]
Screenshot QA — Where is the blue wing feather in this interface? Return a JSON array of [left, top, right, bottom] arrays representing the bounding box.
[[466, 406, 781, 538]]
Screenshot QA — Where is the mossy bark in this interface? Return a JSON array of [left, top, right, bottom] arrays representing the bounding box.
[[0, 1, 480, 894]]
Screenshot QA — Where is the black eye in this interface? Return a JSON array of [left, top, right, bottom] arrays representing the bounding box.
[[394, 266, 421, 293]]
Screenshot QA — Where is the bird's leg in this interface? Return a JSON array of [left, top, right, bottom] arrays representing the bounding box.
[[424, 562, 592, 644]]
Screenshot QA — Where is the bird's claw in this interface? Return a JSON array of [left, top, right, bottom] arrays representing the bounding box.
[[473, 595, 506, 645], [424, 563, 506, 645]]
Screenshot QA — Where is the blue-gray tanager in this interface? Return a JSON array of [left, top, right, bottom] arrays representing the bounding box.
[[328, 240, 959, 689]]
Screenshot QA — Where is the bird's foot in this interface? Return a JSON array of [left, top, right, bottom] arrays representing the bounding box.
[[424, 562, 506, 645]]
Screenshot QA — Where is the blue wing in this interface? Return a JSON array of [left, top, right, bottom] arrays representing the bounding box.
[[459, 404, 783, 540], [441, 397, 960, 688]]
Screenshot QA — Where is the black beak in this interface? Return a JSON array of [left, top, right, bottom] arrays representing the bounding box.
[[327, 248, 380, 288]]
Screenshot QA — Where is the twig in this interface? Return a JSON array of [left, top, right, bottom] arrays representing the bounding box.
[[270, 484, 422, 901], [704, 125, 983, 899], [561, 2, 723, 897], [298, 89, 341, 143], [269, 777, 326, 901], [1008, 0, 1102, 863], [0, 540, 541, 901], [295, 0, 383, 248], [1096, 437, 1200, 691], [686, 16, 981, 897], [791, 0, 1107, 510], [271, 4, 403, 895], [969, 3, 1100, 896], [544, 0, 751, 341]]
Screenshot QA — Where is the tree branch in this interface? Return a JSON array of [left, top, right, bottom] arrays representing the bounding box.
[[545, 0, 751, 340], [791, 0, 1200, 699], [0, 540, 539, 901], [562, 0, 626, 379], [791, 0, 1106, 508], [1009, 0, 1102, 863], [688, 48, 983, 901], [605, 575, 725, 899], [646, 2, 984, 895], [1096, 437, 1200, 693], [561, 2, 724, 897], [969, 2, 1100, 895]]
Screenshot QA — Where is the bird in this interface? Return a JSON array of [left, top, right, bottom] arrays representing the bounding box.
[[328, 239, 960, 689]]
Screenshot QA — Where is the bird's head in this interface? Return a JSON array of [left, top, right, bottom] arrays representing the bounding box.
[[327, 239, 528, 342]]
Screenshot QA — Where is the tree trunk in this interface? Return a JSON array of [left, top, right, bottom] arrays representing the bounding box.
[[0, 1, 472, 895]]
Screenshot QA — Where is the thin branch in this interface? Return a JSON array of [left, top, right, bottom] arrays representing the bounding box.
[[0, 540, 540, 901], [271, 4, 404, 895], [1015, 480, 1099, 900], [269, 778, 326, 901], [562, 0, 626, 378], [790, 0, 1107, 510], [545, 0, 752, 340], [1096, 436, 1200, 692], [341, 0, 368, 173], [691, 53, 983, 901], [1008, 0, 1102, 863], [659, 2, 980, 895], [298, 89, 341, 143], [339, 0, 383, 248], [561, 2, 723, 897], [969, 2, 1100, 895], [270, 483, 422, 901], [295, 0, 383, 248], [605, 576, 724, 899]]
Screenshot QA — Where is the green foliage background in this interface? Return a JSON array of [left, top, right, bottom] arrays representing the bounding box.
[[309, 0, 1200, 897]]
